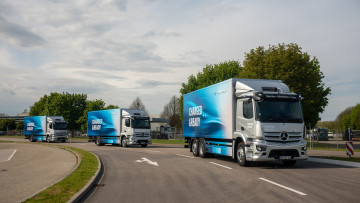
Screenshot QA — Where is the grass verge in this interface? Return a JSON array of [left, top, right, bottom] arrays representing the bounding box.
[[312, 156, 360, 163], [152, 139, 186, 145]]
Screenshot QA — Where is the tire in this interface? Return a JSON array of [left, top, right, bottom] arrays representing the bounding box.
[[95, 136, 102, 146], [29, 135, 35, 142], [46, 136, 50, 143], [282, 160, 296, 166], [61, 139, 66, 143], [237, 143, 250, 167], [199, 139, 207, 158], [122, 137, 128, 148], [141, 144, 147, 148], [192, 139, 199, 157]]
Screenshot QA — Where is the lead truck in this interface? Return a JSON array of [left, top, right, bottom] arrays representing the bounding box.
[[183, 78, 307, 166], [24, 116, 68, 142], [88, 108, 152, 147]]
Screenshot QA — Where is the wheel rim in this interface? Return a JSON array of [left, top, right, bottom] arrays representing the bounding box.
[[122, 139, 125, 146], [238, 147, 244, 163], [199, 142, 203, 155], [192, 142, 197, 152]]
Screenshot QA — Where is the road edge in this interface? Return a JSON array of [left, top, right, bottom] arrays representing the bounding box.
[[307, 157, 360, 168], [67, 152, 103, 203]]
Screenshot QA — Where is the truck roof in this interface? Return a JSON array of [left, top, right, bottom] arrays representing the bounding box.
[[235, 78, 290, 94]]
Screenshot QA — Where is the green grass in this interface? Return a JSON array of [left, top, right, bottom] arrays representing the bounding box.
[[7, 143, 99, 203], [152, 139, 186, 145], [313, 156, 360, 163], [307, 142, 360, 152]]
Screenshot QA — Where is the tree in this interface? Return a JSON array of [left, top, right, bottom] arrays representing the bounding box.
[[179, 60, 242, 119], [16, 121, 24, 130], [238, 43, 331, 128], [129, 97, 148, 115], [161, 96, 181, 129], [350, 104, 360, 130], [0, 119, 16, 131], [29, 92, 87, 131]]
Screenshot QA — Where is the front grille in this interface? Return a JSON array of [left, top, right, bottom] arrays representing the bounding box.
[[135, 133, 150, 137], [264, 132, 302, 143], [268, 149, 299, 158]]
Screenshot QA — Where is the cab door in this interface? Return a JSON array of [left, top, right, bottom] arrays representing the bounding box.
[[236, 99, 255, 137]]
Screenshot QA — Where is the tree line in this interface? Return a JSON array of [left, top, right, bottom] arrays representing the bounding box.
[[318, 104, 360, 131]]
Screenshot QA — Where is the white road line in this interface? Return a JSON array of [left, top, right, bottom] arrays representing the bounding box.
[[144, 150, 160, 153], [259, 178, 307, 196], [7, 149, 17, 161], [209, 162, 233, 170], [176, 154, 195, 159]]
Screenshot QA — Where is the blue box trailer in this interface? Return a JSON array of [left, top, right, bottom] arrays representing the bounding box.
[[24, 116, 47, 141], [88, 109, 121, 145], [183, 79, 234, 156]]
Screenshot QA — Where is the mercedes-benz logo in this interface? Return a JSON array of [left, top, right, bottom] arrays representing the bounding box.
[[280, 132, 288, 140]]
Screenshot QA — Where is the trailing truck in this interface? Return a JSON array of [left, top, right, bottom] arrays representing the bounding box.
[[183, 78, 307, 166], [88, 109, 152, 147], [24, 116, 68, 142]]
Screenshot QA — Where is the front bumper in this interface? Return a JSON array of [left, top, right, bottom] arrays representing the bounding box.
[[127, 135, 152, 145], [49, 135, 68, 142], [246, 140, 307, 161]]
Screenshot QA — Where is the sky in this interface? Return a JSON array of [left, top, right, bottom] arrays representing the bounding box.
[[0, 0, 359, 121]]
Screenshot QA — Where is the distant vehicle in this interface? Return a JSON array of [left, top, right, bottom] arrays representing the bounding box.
[[88, 109, 151, 147], [307, 133, 313, 139], [24, 116, 68, 142], [328, 132, 334, 139], [183, 78, 307, 167], [160, 126, 171, 139], [313, 128, 328, 141]]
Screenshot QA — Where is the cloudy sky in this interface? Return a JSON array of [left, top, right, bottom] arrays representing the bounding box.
[[0, 0, 359, 121]]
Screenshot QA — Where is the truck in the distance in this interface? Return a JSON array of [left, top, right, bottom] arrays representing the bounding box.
[[183, 78, 307, 166], [24, 116, 68, 142], [88, 108, 152, 147]]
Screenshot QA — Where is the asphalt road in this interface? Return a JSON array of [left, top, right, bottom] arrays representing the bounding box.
[[0, 142, 77, 203], [63, 142, 359, 203]]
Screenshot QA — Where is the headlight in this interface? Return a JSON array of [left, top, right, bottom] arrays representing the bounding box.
[[301, 145, 307, 151], [256, 145, 267, 151]]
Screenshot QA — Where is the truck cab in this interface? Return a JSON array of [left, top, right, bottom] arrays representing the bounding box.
[[46, 116, 68, 142], [121, 109, 152, 148]]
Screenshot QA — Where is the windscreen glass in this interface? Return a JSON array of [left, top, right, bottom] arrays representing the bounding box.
[[255, 100, 303, 123], [132, 119, 150, 129], [53, 122, 68, 130]]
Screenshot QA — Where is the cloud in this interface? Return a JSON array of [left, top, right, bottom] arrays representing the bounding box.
[[139, 80, 180, 89], [0, 15, 45, 48]]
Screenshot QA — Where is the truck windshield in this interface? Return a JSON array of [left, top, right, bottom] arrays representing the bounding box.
[[255, 100, 303, 123], [54, 122, 68, 130], [132, 119, 150, 129]]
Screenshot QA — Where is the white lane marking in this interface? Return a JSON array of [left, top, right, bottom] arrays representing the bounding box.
[[135, 158, 159, 166], [209, 162, 233, 170], [0, 149, 17, 162], [144, 150, 160, 153], [176, 154, 195, 159], [259, 178, 307, 196]]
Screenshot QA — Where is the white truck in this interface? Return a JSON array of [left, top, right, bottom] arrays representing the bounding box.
[[88, 108, 152, 147], [183, 78, 307, 166], [24, 116, 68, 142]]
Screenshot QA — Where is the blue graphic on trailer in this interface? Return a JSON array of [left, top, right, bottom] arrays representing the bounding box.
[[88, 109, 121, 144], [24, 116, 46, 140], [183, 79, 233, 140]]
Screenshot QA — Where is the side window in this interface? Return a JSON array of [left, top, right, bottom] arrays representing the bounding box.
[[125, 119, 130, 127], [49, 123, 53, 129], [243, 100, 253, 119]]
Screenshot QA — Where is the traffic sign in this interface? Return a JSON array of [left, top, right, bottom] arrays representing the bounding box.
[[346, 141, 354, 157]]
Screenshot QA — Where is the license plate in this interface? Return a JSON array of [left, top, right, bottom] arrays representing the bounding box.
[[141, 142, 145, 144], [279, 156, 291, 160]]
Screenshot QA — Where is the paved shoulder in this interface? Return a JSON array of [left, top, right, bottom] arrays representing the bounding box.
[[0, 143, 78, 203]]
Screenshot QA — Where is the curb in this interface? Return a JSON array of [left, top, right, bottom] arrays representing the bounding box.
[[67, 152, 104, 203], [307, 157, 360, 168]]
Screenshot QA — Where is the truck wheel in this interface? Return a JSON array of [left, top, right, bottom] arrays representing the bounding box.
[[192, 139, 199, 157], [282, 160, 296, 166], [46, 136, 50, 143], [96, 136, 102, 146], [61, 139, 66, 143], [122, 137, 128, 148], [237, 143, 250, 167], [199, 139, 207, 158], [29, 135, 36, 142], [141, 144, 147, 148]]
